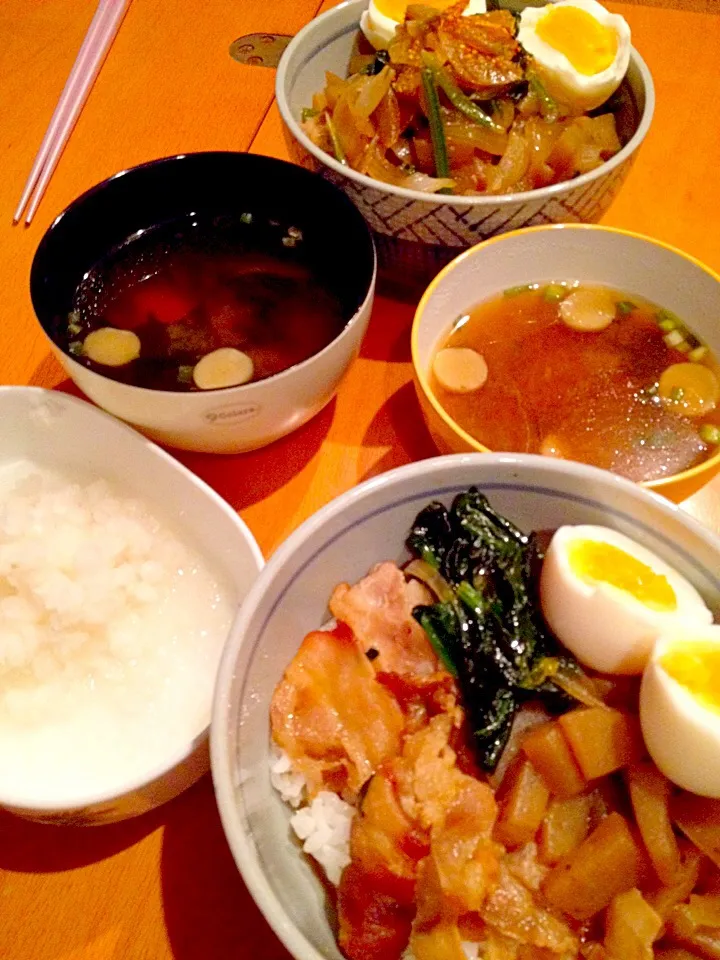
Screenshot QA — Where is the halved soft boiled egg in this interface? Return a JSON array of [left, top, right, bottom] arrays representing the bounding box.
[[641, 624, 720, 797], [540, 525, 713, 675], [517, 0, 631, 113], [360, 0, 487, 50]]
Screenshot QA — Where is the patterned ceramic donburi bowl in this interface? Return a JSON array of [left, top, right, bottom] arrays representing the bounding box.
[[276, 0, 655, 294]]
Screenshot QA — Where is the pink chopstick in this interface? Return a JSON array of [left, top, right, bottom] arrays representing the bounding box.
[[13, 0, 131, 226]]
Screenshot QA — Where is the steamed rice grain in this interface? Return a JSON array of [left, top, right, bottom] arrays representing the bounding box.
[[291, 791, 354, 885], [271, 747, 355, 886], [0, 460, 234, 806]]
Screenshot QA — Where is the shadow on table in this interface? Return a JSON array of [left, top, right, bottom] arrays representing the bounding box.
[[0, 798, 166, 873], [174, 400, 334, 514], [357, 381, 438, 484], [44, 378, 334, 514], [359, 295, 416, 364], [160, 776, 290, 960]]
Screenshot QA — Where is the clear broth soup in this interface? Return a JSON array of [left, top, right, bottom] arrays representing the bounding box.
[[431, 283, 720, 482], [65, 214, 346, 392]]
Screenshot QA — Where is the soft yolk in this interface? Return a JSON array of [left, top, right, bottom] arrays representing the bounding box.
[[661, 643, 720, 713], [536, 6, 619, 76], [373, 0, 457, 20], [568, 540, 677, 611]]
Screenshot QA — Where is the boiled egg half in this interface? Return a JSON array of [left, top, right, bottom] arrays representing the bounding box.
[[517, 0, 631, 113], [640, 624, 720, 797], [360, 0, 487, 50], [540, 525, 713, 675]]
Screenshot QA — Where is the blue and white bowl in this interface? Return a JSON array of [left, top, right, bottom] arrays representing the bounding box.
[[211, 453, 720, 960], [276, 0, 654, 294]]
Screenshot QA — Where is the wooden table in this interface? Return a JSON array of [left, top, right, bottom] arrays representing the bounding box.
[[0, 1, 719, 957]]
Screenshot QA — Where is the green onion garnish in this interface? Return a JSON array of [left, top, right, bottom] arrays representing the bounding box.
[[656, 308, 682, 329], [504, 284, 536, 298], [664, 329, 686, 349], [699, 424, 720, 445], [689, 345, 709, 363], [543, 284, 567, 303], [616, 301, 636, 315]]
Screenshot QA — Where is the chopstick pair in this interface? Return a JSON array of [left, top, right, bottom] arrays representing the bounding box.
[[13, 0, 131, 227]]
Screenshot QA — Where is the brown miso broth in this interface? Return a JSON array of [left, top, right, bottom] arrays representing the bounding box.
[[431, 284, 720, 482], [66, 214, 347, 391]]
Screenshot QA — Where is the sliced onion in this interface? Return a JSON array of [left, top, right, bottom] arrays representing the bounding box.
[[444, 120, 508, 157], [401, 170, 456, 193], [352, 67, 393, 120], [404, 559, 454, 603], [550, 661, 611, 710]]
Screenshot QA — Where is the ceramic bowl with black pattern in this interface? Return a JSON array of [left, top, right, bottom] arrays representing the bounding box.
[[276, 0, 654, 295]]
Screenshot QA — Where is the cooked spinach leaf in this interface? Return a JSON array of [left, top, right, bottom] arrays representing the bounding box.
[[408, 487, 578, 772]]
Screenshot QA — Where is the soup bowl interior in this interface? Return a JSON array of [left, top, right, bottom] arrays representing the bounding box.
[[211, 452, 720, 960], [30, 152, 376, 454], [276, 0, 654, 294], [412, 224, 720, 502]]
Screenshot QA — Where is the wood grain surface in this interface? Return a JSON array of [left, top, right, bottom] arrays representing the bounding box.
[[0, 0, 719, 957]]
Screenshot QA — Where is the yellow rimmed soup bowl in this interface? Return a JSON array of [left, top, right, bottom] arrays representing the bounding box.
[[411, 224, 720, 503]]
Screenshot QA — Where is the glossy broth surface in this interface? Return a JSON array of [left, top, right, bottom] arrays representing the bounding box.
[[66, 215, 346, 391], [431, 285, 720, 482]]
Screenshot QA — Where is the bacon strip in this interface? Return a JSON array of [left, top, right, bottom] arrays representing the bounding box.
[[270, 624, 404, 801], [330, 561, 440, 677]]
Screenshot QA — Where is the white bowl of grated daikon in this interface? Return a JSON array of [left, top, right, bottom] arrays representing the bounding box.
[[0, 386, 263, 824]]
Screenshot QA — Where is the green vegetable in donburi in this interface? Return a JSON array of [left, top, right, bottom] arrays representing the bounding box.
[[420, 67, 452, 191], [420, 52, 505, 134], [528, 72, 560, 121], [406, 488, 590, 772], [324, 110, 347, 165]]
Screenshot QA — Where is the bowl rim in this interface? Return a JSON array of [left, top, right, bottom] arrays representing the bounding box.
[[0, 385, 265, 816], [210, 450, 720, 960], [276, 0, 655, 208], [410, 222, 720, 494], [30, 150, 377, 399]]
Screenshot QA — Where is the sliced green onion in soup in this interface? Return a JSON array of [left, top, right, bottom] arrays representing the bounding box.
[[699, 424, 720, 445], [543, 284, 567, 303], [689, 345, 709, 363], [504, 284, 537, 297]]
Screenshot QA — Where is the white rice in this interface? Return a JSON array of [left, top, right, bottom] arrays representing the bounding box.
[[290, 791, 354, 885], [0, 460, 234, 805], [270, 746, 355, 885], [271, 746, 484, 955], [269, 743, 307, 808]]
